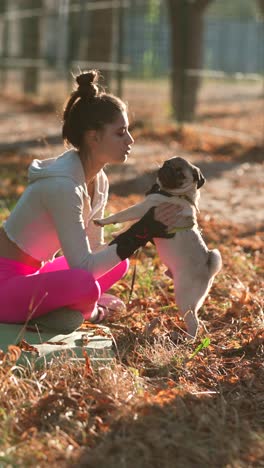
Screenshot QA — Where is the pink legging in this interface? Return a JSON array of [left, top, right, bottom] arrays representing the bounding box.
[[0, 256, 129, 323]]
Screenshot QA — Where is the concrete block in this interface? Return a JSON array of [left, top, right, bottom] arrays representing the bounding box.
[[0, 323, 114, 368]]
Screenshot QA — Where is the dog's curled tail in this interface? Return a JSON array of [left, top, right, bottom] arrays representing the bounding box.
[[207, 249, 222, 277]]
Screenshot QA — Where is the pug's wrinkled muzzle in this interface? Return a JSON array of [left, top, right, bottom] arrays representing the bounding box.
[[158, 163, 185, 189]]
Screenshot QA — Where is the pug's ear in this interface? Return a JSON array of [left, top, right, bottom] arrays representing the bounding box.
[[192, 167, 206, 189]]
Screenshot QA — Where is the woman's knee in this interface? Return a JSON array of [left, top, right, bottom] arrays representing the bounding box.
[[70, 269, 101, 302]]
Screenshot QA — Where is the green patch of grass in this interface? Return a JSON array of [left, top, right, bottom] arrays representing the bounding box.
[[134, 263, 156, 297]]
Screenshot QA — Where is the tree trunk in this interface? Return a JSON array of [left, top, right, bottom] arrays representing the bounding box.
[[21, 0, 43, 94], [256, 0, 264, 16], [167, 0, 212, 122]]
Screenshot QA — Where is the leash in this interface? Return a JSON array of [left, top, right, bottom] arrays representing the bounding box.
[[127, 250, 139, 304]]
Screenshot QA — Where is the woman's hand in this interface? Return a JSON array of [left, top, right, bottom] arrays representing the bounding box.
[[154, 203, 184, 232]]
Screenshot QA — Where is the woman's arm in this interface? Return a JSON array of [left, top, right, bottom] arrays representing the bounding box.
[[85, 171, 109, 251], [42, 177, 121, 278], [43, 177, 172, 278]]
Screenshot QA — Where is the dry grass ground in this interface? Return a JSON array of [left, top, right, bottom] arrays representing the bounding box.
[[0, 90, 263, 467], [2, 73, 263, 141], [123, 78, 264, 142], [0, 194, 263, 467]]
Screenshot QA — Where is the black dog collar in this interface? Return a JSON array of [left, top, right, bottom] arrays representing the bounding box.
[[146, 183, 173, 197]]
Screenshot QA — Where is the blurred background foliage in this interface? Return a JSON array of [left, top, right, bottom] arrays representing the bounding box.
[[0, 0, 263, 125]]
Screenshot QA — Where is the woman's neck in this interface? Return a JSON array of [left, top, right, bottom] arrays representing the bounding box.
[[78, 148, 104, 184]]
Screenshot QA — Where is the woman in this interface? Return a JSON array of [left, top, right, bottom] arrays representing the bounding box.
[[0, 70, 179, 333]]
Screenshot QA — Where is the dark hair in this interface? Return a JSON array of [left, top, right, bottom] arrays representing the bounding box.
[[62, 70, 126, 149]]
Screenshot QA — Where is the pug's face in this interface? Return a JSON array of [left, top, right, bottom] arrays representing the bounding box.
[[157, 157, 205, 190]]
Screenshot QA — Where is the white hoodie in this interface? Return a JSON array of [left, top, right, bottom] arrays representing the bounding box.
[[3, 149, 121, 278]]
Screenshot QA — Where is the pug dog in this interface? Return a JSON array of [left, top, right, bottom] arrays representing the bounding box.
[[94, 157, 222, 338]]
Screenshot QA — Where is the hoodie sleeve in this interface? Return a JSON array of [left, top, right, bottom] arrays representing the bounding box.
[[41, 177, 121, 278], [85, 170, 109, 251]]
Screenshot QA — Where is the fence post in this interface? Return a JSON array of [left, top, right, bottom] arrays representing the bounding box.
[[67, 0, 81, 86], [0, 0, 8, 89], [116, 0, 124, 97], [84, 0, 114, 89], [21, 0, 43, 94], [179, 0, 188, 122], [56, 0, 70, 78]]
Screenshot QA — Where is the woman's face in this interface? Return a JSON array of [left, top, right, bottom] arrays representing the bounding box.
[[92, 111, 134, 165]]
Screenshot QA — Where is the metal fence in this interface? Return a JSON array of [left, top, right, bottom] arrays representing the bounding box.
[[122, 3, 264, 78], [0, 0, 263, 135]]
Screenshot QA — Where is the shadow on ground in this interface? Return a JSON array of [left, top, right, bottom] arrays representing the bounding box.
[[76, 372, 263, 468], [107, 143, 263, 197]]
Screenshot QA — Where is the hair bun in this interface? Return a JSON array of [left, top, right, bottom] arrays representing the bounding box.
[[76, 70, 99, 99]]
